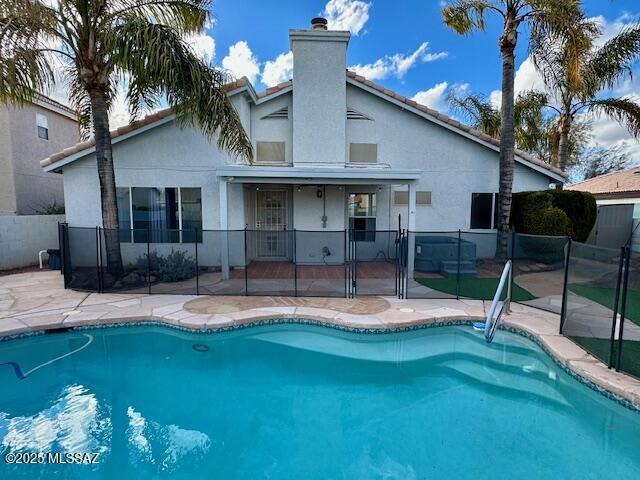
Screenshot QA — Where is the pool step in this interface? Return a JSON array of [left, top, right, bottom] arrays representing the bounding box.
[[445, 358, 569, 407], [440, 260, 476, 278]]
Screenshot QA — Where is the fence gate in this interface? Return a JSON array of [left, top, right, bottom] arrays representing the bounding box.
[[348, 230, 405, 297]]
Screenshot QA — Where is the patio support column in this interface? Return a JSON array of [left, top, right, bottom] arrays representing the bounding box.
[[407, 182, 416, 280], [219, 178, 230, 280]]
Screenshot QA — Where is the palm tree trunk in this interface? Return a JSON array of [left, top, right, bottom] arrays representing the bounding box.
[[557, 115, 572, 174], [89, 88, 123, 276], [496, 19, 518, 259]]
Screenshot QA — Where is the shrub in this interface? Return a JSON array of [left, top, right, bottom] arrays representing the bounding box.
[[548, 190, 597, 241], [133, 250, 196, 282], [512, 189, 596, 241]]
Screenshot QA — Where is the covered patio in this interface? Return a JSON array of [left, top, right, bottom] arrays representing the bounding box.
[[216, 165, 423, 284]]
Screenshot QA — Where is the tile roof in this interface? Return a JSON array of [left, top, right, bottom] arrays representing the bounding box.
[[40, 73, 564, 178], [566, 168, 640, 196]]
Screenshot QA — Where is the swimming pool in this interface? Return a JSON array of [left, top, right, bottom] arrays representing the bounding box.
[[1, 323, 639, 479]]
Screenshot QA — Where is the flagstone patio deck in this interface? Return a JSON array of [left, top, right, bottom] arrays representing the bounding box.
[[1, 270, 639, 408]]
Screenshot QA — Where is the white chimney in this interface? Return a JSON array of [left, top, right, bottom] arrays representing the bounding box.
[[289, 18, 350, 166]]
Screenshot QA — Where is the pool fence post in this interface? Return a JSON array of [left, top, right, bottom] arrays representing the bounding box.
[[194, 228, 199, 296], [399, 230, 405, 299], [147, 226, 151, 295], [559, 237, 572, 334], [61, 223, 71, 287], [244, 228, 248, 296], [293, 229, 298, 297], [615, 246, 632, 372], [95, 226, 102, 293], [57, 222, 64, 277], [507, 230, 515, 313], [456, 229, 461, 300], [608, 247, 626, 369], [344, 229, 348, 298]]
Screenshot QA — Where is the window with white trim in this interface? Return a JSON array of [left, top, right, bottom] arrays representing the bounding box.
[[255, 141, 286, 163], [116, 187, 202, 242], [349, 143, 377, 164], [393, 191, 432, 206], [36, 113, 48, 140], [470, 192, 499, 229], [348, 193, 376, 241]]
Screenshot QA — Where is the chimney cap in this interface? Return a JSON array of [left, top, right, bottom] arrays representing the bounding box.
[[310, 17, 328, 30]]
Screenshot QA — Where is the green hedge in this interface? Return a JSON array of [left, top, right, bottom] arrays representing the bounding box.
[[511, 190, 596, 241]]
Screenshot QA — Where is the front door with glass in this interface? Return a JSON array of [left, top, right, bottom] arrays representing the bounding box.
[[255, 189, 289, 258]]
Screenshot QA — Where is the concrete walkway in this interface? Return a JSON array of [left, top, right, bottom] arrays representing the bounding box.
[[1, 270, 639, 409]]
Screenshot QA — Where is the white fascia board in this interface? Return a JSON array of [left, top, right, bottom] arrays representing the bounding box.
[[347, 78, 565, 183]]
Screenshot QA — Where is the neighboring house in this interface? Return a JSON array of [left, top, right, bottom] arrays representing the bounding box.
[[567, 168, 640, 249], [41, 18, 563, 274], [0, 95, 78, 214]]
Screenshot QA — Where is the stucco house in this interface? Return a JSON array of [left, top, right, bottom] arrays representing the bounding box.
[[1, 95, 77, 215], [40, 18, 564, 286]]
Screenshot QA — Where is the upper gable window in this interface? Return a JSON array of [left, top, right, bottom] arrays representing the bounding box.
[[349, 143, 377, 164], [36, 113, 48, 140], [256, 141, 286, 163]]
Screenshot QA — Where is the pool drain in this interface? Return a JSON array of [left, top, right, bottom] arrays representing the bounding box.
[[192, 344, 210, 352]]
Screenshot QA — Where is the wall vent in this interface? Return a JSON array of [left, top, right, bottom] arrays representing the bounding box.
[[347, 109, 373, 120], [261, 106, 289, 120]]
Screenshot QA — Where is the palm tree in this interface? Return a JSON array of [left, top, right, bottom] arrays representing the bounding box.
[[0, 0, 252, 275], [533, 21, 640, 172], [441, 0, 583, 254]]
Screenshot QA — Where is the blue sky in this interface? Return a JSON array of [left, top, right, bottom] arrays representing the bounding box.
[[186, 0, 638, 161]]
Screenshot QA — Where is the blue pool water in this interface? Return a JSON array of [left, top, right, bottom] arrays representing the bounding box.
[[1, 324, 639, 479]]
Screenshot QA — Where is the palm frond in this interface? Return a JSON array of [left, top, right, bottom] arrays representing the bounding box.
[[111, 16, 252, 159], [514, 90, 548, 153], [448, 92, 501, 137], [526, 0, 586, 38], [0, 0, 61, 104], [586, 23, 640, 93], [107, 0, 211, 35], [441, 1, 496, 35], [588, 97, 640, 138]]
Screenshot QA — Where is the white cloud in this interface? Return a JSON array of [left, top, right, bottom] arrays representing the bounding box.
[[185, 32, 216, 63], [489, 89, 502, 109], [412, 82, 449, 110], [349, 42, 448, 80], [261, 51, 294, 86], [323, 0, 371, 35], [221, 41, 260, 84], [412, 82, 468, 112], [514, 57, 547, 96]]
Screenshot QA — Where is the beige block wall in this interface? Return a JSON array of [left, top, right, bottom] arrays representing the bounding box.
[[0, 107, 17, 214]]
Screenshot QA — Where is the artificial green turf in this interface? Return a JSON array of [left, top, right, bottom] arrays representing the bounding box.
[[570, 336, 640, 380], [568, 284, 640, 326], [416, 277, 536, 301]]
